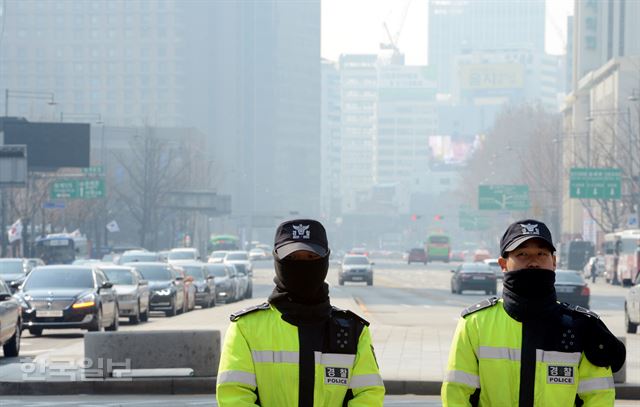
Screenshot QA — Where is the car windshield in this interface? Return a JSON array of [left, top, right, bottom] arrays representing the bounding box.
[[134, 265, 173, 281], [24, 268, 94, 290], [460, 264, 492, 273], [0, 260, 23, 275], [343, 256, 369, 265], [227, 252, 248, 260], [555, 271, 585, 284], [168, 251, 194, 260], [205, 264, 226, 277], [101, 268, 134, 285], [182, 265, 204, 280], [120, 253, 158, 262]]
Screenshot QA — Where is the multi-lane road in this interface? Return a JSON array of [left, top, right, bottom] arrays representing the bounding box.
[[1, 258, 638, 404]]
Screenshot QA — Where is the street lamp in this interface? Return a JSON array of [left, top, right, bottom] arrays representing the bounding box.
[[4, 89, 56, 117]]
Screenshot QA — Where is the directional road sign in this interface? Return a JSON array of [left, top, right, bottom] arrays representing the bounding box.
[[50, 179, 105, 199], [569, 168, 621, 199], [478, 185, 530, 210]]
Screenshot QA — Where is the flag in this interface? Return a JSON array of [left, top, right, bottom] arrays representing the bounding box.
[[106, 220, 120, 233], [7, 219, 23, 243]]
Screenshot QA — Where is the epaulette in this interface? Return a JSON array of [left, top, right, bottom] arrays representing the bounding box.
[[560, 302, 600, 320], [230, 302, 270, 322], [331, 306, 370, 327], [461, 296, 499, 318]]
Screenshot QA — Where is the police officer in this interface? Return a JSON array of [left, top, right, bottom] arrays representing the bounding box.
[[217, 219, 385, 406], [442, 219, 625, 406]]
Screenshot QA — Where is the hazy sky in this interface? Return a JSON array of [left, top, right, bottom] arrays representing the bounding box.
[[321, 0, 574, 65]]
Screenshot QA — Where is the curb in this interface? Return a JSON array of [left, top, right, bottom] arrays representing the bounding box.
[[1, 379, 639, 399]]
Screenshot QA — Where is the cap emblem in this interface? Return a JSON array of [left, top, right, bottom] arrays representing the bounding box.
[[520, 223, 540, 235], [292, 224, 310, 239]]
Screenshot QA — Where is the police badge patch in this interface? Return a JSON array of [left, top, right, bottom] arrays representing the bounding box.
[[324, 367, 349, 385], [547, 365, 575, 384]]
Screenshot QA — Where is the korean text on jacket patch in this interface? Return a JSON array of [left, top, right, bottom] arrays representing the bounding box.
[[547, 365, 574, 384], [324, 366, 349, 385]]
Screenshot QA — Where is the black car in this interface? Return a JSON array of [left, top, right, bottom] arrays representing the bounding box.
[[0, 279, 21, 357], [451, 263, 497, 295], [130, 262, 185, 317], [180, 262, 216, 308], [15, 266, 119, 336], [555, 269, 590, 309]]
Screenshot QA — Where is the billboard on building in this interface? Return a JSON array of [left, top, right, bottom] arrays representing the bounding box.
[[459, 63, 524, 90]]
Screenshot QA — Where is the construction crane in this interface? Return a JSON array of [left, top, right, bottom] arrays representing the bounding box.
[[379, 0, 412, 63]]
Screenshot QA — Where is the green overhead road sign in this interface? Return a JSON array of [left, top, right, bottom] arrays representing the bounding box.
[[570, 168, 621, 199], [82, 166, 104, 175], [478, 185, 530, 210], [50, 179, 105, 199]]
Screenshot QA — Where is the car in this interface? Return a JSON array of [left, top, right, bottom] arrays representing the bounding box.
[[130, 262, 185, 317], [170, 266, 197, 313], [449, 250, 466, 262], [483, 258, 503, 279], [16, 265, 119, 336], [117, 250, 162, 264], [555, 269, 590, 309], [338, 255, 374, 286], [179, 262, 216, 308], [208, 250, 228, 263], [205, 263, 239, 303], [249, 248, 268, 261], [0, 258, 30, 294], [0, 279, 21, 357], [625, 271, 640, 334], [473, 249, 491, 262], [100, 265, 150, 324], [408, 248, 427, 264], [224, 251, 253, 276], [230, 263, 252, 299], [167, 248, 200, 263], [450, 263, 497, 295]]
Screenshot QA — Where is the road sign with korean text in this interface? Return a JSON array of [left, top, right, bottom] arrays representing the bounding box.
[[569, 168, 621, 199], [478, 185, 530, 210]]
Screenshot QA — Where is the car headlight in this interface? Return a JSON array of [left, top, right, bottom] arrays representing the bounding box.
[[155, 288, 172, 296], [72, 293, 96, 309]]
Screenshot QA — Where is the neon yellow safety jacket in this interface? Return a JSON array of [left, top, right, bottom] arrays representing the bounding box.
[[216, 303, 385, 406], [442, 298, 615, 406]]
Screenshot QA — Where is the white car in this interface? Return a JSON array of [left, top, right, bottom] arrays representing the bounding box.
[[483, 258, 503, 279], [224, 251, 253, 276], [249, 248, 268, 261], [167, 248, 200, 264], [208, 251, 228, 263]]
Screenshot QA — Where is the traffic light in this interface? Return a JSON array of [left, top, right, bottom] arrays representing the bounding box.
[[411, 214, 417, 221], [434, 215, 444, 221]]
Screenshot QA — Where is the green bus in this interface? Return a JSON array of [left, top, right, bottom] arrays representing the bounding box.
[[425, 234, 451, 263], [209, 234, 240, 252]]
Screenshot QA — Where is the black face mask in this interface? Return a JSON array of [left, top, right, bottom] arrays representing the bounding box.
[[272, 255, 329, 305], [502, 268, 558, 321]]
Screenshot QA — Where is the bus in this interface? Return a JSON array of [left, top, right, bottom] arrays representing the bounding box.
[[604, 231, 622, 284], [425, 234, 450, 263], [616, 229, 640, 287], [34, 235, 76, 265], [558, 240, 594, 271], [209, 234, 240, 252]]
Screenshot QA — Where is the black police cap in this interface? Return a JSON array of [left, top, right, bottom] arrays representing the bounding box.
[[273, 219, 329, 259], [500, 219, 556, 258]]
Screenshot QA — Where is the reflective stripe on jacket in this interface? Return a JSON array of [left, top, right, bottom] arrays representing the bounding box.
[[216, 304, 385, 406], [441, 299, 615, 406]]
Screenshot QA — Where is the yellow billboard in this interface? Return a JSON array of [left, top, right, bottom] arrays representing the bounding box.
[[459, 63, 524, 90]]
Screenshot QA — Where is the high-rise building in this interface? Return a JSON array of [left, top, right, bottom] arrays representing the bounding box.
[[321, 60, 342, 221], [428, 0, 545, 93], [338, 54, 378, 214]]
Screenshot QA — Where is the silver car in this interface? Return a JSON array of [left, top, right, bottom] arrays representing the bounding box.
[[205, 263, 239, 303], [100, 265, 150, 324], [338, 255, 374, 286]]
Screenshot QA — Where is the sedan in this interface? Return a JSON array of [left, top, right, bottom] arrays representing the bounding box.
[[0, 258, 30, 293], [451, 263, 497, 295], [117, 250, 162, 264], [16, 266, 119, 336], [555, 269, 590, 309], [0, 279, 21, 357], [339, 255, 374, 286], [205, 263, 239, 303], [224, 251, 253, 276], [208, 251, 228, 264], [129, 262, 185, 317], [626, 271, 640, 334], [100, 265, 150, 324], [180, 262, 216, 308]]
